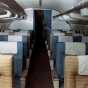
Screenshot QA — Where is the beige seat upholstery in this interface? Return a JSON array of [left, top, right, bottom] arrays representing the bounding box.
[[0, 55, 13, 88], [64, 56, 88, 88]]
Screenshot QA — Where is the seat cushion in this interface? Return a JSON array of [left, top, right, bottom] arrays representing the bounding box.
[[0, 77, 12, 88], [76, 76, 88, 88], [0, 55, 13, 76]]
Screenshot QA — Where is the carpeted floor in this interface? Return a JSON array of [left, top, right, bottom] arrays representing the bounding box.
[[25, 41, 54, 88]]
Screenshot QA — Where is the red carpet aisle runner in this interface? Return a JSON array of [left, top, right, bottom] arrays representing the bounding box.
[[26, 43, 54, 88]]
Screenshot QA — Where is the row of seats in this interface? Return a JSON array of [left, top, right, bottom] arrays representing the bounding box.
[[0, 55, 13, 88], [0, 32, 31, 88], [51, 34, 88, 84], [65, 55, 88, 88], [52, 32, 88, 42]]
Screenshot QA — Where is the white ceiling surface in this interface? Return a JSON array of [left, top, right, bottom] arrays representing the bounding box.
[[9, 8, 33, 30], [15, 0, 85, 19], [15, 0, 80, 11], [15, 0, 40, 8], [42, 0, 78, 11]]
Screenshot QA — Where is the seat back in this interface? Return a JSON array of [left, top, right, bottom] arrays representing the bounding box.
[[0, 55, 14, 88]]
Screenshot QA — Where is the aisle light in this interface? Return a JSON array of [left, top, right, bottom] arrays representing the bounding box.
[[0, 10, 11, 18]]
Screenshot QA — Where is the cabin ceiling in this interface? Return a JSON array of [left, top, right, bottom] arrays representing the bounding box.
[[0, 0, 87, 20], [15, 0, 88, 20], [15, 0, 80, 10], [0, 0, 81, 13], [0, 0, 88, 32]]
